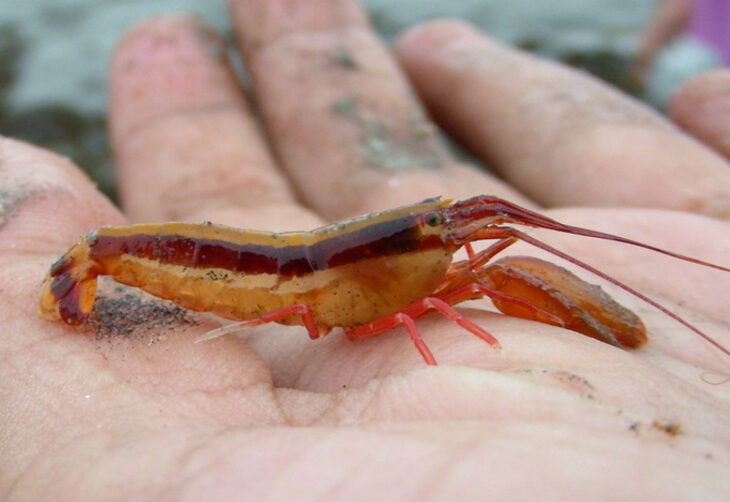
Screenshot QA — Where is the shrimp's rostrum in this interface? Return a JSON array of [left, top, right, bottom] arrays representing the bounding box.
[[40, 195, 730, 365]]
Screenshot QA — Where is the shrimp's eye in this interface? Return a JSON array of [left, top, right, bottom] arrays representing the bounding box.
[[425, 213, 443, 227]]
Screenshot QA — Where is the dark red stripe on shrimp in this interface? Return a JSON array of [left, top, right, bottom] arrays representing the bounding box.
[[86, 212, 441, 277]]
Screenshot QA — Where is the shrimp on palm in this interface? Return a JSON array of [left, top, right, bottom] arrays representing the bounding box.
[[39, 195, 730, 365]]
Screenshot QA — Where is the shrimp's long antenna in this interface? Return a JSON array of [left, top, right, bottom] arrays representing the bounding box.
[[453, 195, 730, 273]]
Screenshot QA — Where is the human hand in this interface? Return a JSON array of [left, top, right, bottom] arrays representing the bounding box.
[[2, 1, 730, 500]]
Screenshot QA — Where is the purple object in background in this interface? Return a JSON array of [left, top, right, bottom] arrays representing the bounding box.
[[689, 0, 730, 64]]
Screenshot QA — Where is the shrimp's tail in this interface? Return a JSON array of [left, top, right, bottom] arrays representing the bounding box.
[[39, 232, 103, 325]]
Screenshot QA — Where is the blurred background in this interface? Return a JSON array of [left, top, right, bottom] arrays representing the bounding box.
[[0, 0, 724, 201]]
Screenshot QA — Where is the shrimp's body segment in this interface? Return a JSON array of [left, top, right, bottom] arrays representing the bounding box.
[[40, 195, 730, 365]]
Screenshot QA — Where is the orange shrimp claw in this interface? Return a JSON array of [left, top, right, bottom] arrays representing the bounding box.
[[489, 227, 730, 359], [477, 256, 647, 348]]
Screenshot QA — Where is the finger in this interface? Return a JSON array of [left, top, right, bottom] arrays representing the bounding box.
[[0, 137, 124, 253], [110, 15, 319, 230], [395, 21, 730, 220], [229, 0, 532, 217], [669, 69, 730, 163]]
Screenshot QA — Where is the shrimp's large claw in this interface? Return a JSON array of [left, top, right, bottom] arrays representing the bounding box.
[[479, 256, 647, 348]]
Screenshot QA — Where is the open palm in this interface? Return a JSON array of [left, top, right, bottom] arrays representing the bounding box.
[[3, 1, 730, 500]]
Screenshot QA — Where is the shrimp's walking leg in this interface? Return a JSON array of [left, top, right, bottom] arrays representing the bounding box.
[[347, 297, 501, 365], [196, 304, 323, 343], [391, 313, 438, 366], [347, 308, 439, 365]]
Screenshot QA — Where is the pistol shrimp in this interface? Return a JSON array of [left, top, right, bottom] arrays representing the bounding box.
[[39, 195, 730, 365]]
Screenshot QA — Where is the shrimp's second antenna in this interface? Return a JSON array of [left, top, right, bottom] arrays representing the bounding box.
[[39, 195, 730, 365]]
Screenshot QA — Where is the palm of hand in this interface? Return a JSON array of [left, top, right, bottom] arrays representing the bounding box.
[[3, 3, 730, 500]]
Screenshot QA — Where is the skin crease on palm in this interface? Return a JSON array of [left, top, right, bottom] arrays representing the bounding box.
[[2, 0, 730, 499]]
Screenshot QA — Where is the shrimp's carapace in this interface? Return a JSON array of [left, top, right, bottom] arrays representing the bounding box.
[[40, 195, 730, 364]]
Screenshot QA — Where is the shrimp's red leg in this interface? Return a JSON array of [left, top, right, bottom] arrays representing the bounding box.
[[467, 237, 519, 269], [347, 310, 437, 365], [415, 297, 501, 348], [346, 309, 433, 363], [393, 313, 438, 365], [196, 304, 322, 343], [460, 238, 516, 268], [347, 297, 501, 365]]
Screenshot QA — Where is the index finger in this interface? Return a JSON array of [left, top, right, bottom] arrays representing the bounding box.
[[395, 21, 730, 220], [109, 15, 321, 231]]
